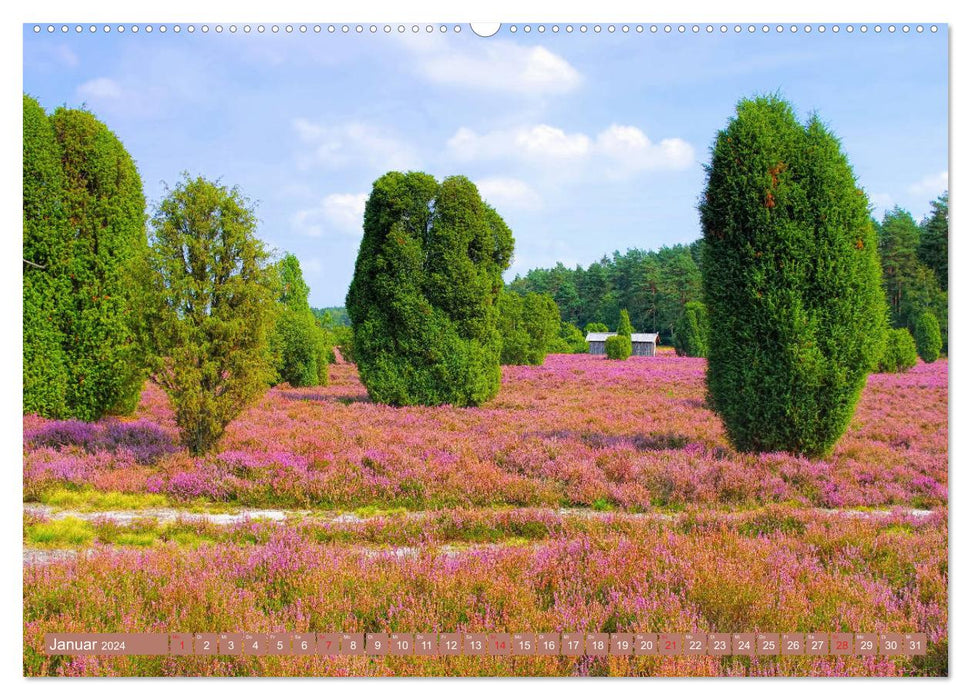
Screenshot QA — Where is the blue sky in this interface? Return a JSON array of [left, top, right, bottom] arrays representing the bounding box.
[[23, 25, 948, 307]]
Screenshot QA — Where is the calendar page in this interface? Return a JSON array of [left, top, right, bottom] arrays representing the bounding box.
[[21, 11, 948, 681]]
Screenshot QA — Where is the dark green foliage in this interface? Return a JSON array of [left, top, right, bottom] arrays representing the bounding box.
[[914, 311, 942, 363], [584, 322, 609, 333], [270, 254, 330, 386], [617, 309, 634, 337], [699, 95, 887, 458], [525, 293, 560, 363], [605, 334, 632, 360], [878, 328, 918, 373], [346, 172, 514, 406], [918, 193, 948, 292], [498, 291, 560, 365], [876, 206, 948, 352], [143, 176, 275, 455], [509, 242, 702, 343], [23, 95, 70, 417], [497, 291, 528, 365], [551, 322, 588, 354], [878, 207, 921, 326], [674, 301, 709, 358], [24, 104, 149, 420]]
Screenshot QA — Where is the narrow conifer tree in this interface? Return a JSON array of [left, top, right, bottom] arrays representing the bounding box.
[[347, 172, 513, 406], [700, 96, 886, 457]]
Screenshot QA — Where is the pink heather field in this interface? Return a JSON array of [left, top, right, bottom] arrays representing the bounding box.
[[22, 352, 948, 676]]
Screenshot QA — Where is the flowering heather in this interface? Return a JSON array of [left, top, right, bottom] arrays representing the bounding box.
[[23, 508, 946, 677], [26, 416, 179, 465], [23, 356, 948, 512], [23, 355, 947, 677]]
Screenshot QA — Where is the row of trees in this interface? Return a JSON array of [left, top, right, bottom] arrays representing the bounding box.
[[25, 93, 947, 463], [507, 243, 703, 345], [507, 197, 948, 363], [876, 199, 948, 353], [23, 97, 330, 454]]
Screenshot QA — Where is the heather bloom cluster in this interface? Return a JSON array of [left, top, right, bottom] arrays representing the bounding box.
[[23, 508, 946, 677], [22, 354, 948, 677], [23, 356, 948, 512], [26, 417, 179, 465]]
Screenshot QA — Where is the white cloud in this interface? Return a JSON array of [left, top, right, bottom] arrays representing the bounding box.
[[291, 193, 367, 238], [77, 77, 123, 101], [292, 118, 418, 172], [595, 124, 695, 173], [447, 123, 694, 174], [908, 171, 949, 196], [475, 177, 542, 210], [449, 124, 591, 162], [412, 40, 581, 95]]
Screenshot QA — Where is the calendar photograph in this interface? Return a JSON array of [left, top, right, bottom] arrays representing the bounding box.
[[21, 20, 948, 677]]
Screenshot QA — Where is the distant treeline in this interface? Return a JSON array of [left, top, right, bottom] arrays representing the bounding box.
[[507, 191, 947, 353], [876, 196, 948, 352], [312, 306, 350, 327], [507, 242, 704, 345]]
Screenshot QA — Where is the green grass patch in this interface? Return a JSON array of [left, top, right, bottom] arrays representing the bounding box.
[[591, 497, 615, 512], [26, 517, 95, 547], [167, 531, 209, 547], [113, 532, 158, 547], [37, 487, 170, 511], [352, 505, 408, 519]]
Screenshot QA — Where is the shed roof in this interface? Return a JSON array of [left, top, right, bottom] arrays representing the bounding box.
[[585, 332, 659, 343]]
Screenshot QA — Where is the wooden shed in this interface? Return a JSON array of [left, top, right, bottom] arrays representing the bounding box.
[[630, 333, 660, 357], [585, 332, 659, 357]]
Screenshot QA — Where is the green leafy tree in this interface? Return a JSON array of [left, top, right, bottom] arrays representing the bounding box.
[[605, 334, 632, 360], [899, 264, 948, 351], [674, 301, 709, 358], [584, 322, 609, 333], [497, 291, 530, 365], [876, 205, 947, 352], [878, 327, 918, 373], [23, 95, 70, 417], [549, 322, 588, 354], [878, 207, 923, 328], [699, 95, 887, 457], [523, 293, 560, 365], [143, 176, 275, 455], [497, 291, 559, 365], [617, 309, 634, 337], [346, 172, 514, 406], [914, 311, 942, 363], [918, 192, 948, 291], [49, 107, 149, 419], [269, 254, 330, 386]]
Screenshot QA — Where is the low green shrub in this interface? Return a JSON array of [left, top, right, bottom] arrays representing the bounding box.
[[605, 335, 632, 360], [878, 328, 918, 373]]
